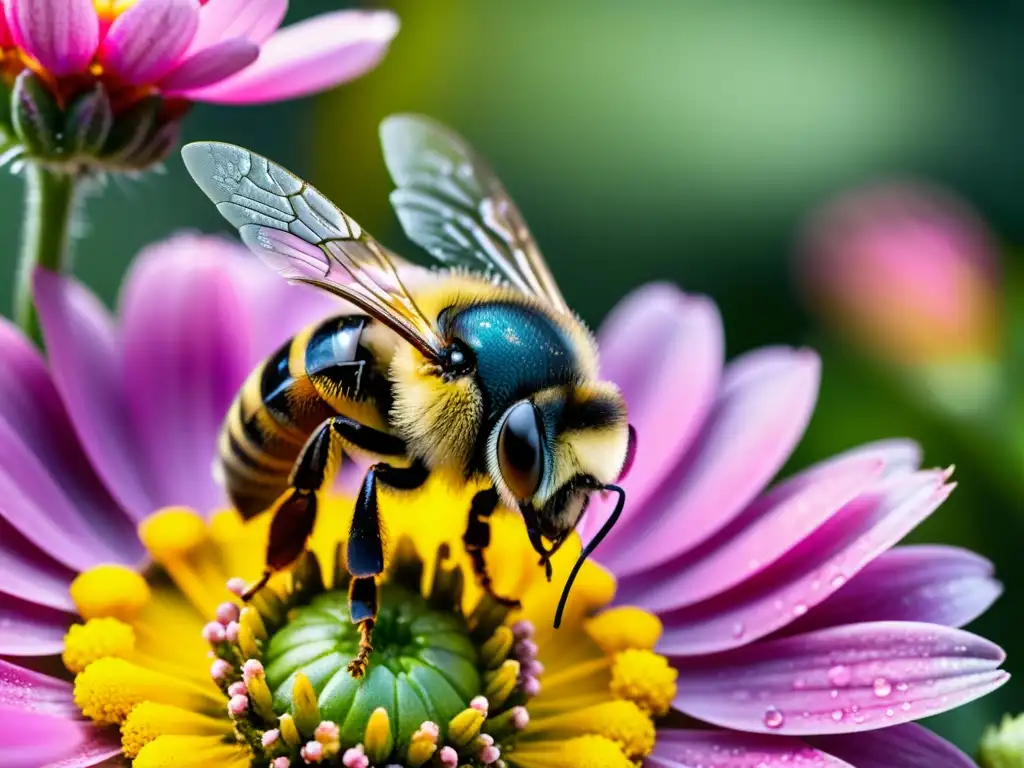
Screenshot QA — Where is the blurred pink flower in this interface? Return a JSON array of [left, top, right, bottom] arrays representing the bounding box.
[[1, 0, 398, 104], [799, 182, 1001, 365], [0, 242, 1006, 766]]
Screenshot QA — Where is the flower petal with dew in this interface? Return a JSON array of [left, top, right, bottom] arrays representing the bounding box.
[[0, 242, 1007, 766], [0, 0, 398, 172]]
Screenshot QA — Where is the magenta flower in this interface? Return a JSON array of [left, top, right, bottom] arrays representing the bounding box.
[[799, 182, 1001, 367], [0, 240, 1005, 766]]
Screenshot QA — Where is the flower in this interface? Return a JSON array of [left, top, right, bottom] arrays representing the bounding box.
[[0, 0, 399, 172], [799, 181, 1001, 366], [0, 240, 1007, 766]]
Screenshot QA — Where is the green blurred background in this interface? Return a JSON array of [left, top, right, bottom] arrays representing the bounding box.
[[2, 0, 1021, 752]]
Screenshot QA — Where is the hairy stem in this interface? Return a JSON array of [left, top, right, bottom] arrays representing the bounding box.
[[13, 164, 79, 345]]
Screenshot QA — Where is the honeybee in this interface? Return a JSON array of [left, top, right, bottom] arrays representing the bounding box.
[[181, 116, 636, 676]]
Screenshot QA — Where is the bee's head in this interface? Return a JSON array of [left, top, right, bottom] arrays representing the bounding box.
[[487, 381, 635, 551]]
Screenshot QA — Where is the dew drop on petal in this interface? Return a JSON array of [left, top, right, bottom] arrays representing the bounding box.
[[873, 678, 892, 698], [901, 702, 912, 711], [732, 622, 745, 639], [763, 706, 785, 729], [831, 709, 844, 722], [827, 665, 852, 687], [831, 575, 847, 589], [793, 603, 808, 617]]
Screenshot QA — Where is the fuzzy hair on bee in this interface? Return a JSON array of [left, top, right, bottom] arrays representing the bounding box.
[[181, 114, 636, 677]]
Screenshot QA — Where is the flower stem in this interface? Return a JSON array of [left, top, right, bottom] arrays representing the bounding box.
[[13, 165, 79, 345]]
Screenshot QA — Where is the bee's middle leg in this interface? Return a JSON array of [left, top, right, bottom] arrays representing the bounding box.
[[463, 488, 522, 608], [346, 458, 429, 677]]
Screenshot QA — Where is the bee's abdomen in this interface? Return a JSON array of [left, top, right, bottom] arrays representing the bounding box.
[[218, 315, 391, 520]]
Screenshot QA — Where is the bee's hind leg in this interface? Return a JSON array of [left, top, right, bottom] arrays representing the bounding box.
[[346, 459, 429, 677], [463, 488, 522, 609]]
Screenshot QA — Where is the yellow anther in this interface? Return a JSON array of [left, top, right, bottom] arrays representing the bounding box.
[[447, 706, 485, 748], [556, 735, 633, 768], [74, 658, 213, 725], [480, 625, 515, 668], [291, 673, 320, 737], [585, 607, 662, 654], [406, 731, 437, 767], [247, 674, 275, 724], [240, 606, 268, 641], [363, 707, 394, 764], [62, 618, 135, 673], [609, 649, 677, 717], [484, 659, 520, 708], [138, 508, 208, 562], [532, 700, 655, 760], [238, 616, 262, 661], [121, 702, 230, 758], [278, 713, 302, 747], [70, 565, 151, 621]]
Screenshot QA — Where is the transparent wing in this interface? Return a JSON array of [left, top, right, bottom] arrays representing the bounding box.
[[181, 141, 444, 361], [380, 114, 570, 313]]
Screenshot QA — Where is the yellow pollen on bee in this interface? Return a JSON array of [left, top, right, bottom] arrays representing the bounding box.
[[609, 649, 678, 718], [138, 507, 210, 561], [62, 617, 136, 673], [70, 564, 151, 621], [584, 607, 663, 654]]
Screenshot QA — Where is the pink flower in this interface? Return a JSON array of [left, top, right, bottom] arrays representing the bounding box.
[[0, 240, 1005, 766], [799, 182, 1001, 366], [2, 0, 398, 104]]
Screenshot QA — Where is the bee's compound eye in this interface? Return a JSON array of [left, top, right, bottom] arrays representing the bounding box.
[[498, 402, 544, 501], [441, 339, 475, 376]]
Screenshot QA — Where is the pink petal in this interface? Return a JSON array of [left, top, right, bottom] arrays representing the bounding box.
[[0, 318, 140, 552], [0, 592, 73, 655], [0, 517, 76, 611], [0, 660, 75, 717], [672, 621, 1007, 735], [98, 0, 199, 85], [616, 453, 886, 612], [184, 10, 398, 104], [789, 545, 1000, 633], [4, 0, 99, 76], [187, 0, 285, 53], [649, 730, 854, 768], [602, 347, 820, 577], [119, 235, 256, 513], [656, 470, 952, 655], [161, 37, 259, 92], [43, 726, 122, 768], [0, 708, 85, 768], [811, 723, 976, 768], [33, 269, 154, 520], [581, 285, 723, 546]]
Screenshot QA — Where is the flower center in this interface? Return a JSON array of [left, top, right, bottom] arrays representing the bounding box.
[[65, 494, 676, 767]]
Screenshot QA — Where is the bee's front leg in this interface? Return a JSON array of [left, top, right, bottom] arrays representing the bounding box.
[[463, 488, 522, 608], [346, 459, 429, 677]]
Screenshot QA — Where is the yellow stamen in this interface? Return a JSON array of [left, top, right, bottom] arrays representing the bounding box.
[[448, 706, 485, 748], [484, 658, 520, 708], [70, 565, 151, 621], [364, 707, 394, 764], [528, 700, 655, 760], [133, 734, 250, 768], [246, 673, 275, 723], [585, 607, 663, 653], [62, 618, 135, 673], [406, 729, 438, 767], [138, 508, 209, 560], [121, 702, 231, 758], [515, 734, 633, 768], [480, 625, 515, 668], [609, 649, 677, 717], [291, 672, 320, 737], [74, 657, 220, 725], [279, 713, 302, 747]]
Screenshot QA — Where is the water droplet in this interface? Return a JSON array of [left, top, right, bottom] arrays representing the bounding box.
[[829, 689, 839, 699], [873, 678, 892, 698], [793, 603, 808, 617], [896, 682, 909, 693], [763, 706, 785, 729], [901, 702, 912, 711], [732, 622, 746, 639], [831, 709, 844, 722], [793, 678, 806, 690], [827, 665, 852, 687], [830, 575, 847, 589], [886, 707, 895, 717]]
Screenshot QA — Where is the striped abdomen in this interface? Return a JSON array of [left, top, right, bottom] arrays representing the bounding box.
[[219, 314, 396, 519]]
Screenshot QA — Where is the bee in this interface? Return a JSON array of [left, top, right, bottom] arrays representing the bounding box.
[[181, 116, 636, 676]]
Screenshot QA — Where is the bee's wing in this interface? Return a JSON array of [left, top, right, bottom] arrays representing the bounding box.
[[380, 114, 570, 313], [181, 141, 445, 361]]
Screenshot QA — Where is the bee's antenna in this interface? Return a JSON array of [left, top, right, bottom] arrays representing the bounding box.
[[553, 484, 626, 629]]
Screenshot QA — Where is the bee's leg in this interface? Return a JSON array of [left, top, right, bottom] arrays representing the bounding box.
[[244, 416, 406, 602], [463, 488, 522, 608], [346, 459, 429, 677]]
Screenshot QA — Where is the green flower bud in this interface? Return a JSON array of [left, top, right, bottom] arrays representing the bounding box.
[[11, 71, 61, 158], [981, 714, 1024, 768]]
